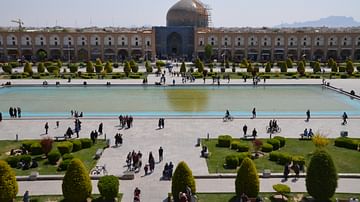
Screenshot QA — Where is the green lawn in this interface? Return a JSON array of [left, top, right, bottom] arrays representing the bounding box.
[[15, 194, 123, 202], [202, 138, 360, 173], [0, 140, 106, 176], [196, 193, 360, 202]]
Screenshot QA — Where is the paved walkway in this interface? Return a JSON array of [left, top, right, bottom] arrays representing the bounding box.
[[1, 77, 360, 201]]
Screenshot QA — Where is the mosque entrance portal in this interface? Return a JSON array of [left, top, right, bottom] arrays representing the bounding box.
[[167, 32, 183, 57]]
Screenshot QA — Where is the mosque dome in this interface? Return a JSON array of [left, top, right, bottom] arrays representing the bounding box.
[[166, 0, 209, 27]]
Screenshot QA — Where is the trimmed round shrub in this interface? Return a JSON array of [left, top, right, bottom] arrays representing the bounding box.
[[238, 143, 250, 152], [19, 155, 32, 165], [30, 142, 43, 155], [62, 159, 92, 201], [22, 141, 35, 151], [267, 139, 280, 151], [48, 150, 61, 165], [273, 184, 291, 198], [273, 136, 286, 147], [231, 141, 241, 150], [58, 159, 71, 171], [80, 139, 92, 149], [292, 155, 305, 167], [171, 161, 196, 202], [62, 153, 74, 161], [57, 141, 73, 155], [71, 140, 82, 152], [238, 152, 251, 165], [225, 155, 239, 169], [334, 137, 358, 150], [277, 152, 292, 165], [98, 175, 119, 200], [261, 143, 273, 153], [217, 135, 232, 148], [235, 157, 259, 198], [5, 156, 20, 168], [269, 151, 281, 162], [306, 150, 338, 201], [0, 160, 18, 202]]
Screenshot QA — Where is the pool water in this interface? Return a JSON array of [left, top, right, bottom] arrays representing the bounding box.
[[0, 85, 359, 117]]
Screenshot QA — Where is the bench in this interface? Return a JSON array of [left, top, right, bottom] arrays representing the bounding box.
[[243, 135, 255, 140], [120, 171, 135, 180], [202, 152, 211, 158], [94, 149, 104, 160], [54, 135, 67, 142], [299, 134, 312, 140]]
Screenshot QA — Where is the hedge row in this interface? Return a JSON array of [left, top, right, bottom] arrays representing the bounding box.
[[334, 137, 359, 150], [225, 152, 251, 169], [269, 151, 305, 166], [218, 135, 232, 147]]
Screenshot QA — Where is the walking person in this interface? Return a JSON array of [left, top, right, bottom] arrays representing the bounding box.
[[342, 112, 348, 125], [17, 107, 21, 118], [161, 118, 165, 128], [283, 163, 290, 181], [252, 108, 256, 119], [56, 121, 60, 128], [243, 124, 248, 136], [252, 128, 257, 139], [158, 118, 162, 129], [44, 122, 49, 134], [306, 109, 311, 122], [158, 146, 164, 162], [0, 112, 2, 122], [98, 122, 103, 135], [13, 107, 17, 118], [23, 190, 30, 202]]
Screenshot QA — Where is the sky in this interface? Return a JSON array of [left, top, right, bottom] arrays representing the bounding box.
[[0, 0, 359, 28]]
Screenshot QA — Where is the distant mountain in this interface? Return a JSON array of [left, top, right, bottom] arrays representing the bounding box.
[[275, 16, 360, 28]]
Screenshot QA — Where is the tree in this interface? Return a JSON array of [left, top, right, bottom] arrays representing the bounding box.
[[2, 64, 12, 74], [278, 61, 287, 73], [180, 62, 186, 73], [306, 150, 338, 201], [145, 61, 153, 73], [171, 161, 196, 202], [23, 61, 33, 75], [204, 44, 213, 62], [62, 158, 92, 202], [194, 58, 204, 73], [104, 61, 113, 73], [95, 58, 104, 73], [265, 62, 271, 73], [37, 62, 45, 73], [86, 61, 94, 73], [286, 58, 293, 69], [0, 160, 18, 202], [313, 61, 321, 73], [69, 63, 79, 73], [98, 175, 119, 201], [235, 157, 259, 198], [40, 137, 53, 157], [129, 60, 138, 73], [297, 61, 305, 76], [123, 61, 131, 76], [37, 50, 47, 61], [346, 60, 354, 75]]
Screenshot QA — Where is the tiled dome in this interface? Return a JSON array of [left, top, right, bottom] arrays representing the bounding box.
[[167, 0, 209, 27]]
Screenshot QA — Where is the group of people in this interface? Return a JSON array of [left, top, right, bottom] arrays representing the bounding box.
[[267, 119, 280, 133], [162, 162, 174, 180], [126, 150, 143, 172], [252, 76, 261, 85], [242, 124, 257, 139], [158, 118, 165, 129], [144, 152, 155, 175], [90, 130, 99, 144], [119, 115, 134, 129], [302, 128, 314, 139], [283, 161, 300, 181], [114, 133, 123, 147], [70, 110, 83, 118], [9, 107, 21, 118]]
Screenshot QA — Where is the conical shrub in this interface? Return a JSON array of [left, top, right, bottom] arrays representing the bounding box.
[[0, 160, 18, 202], [235, 157, 259, 198], [171, 161, 196, 202], [62, 158, 92, 202], [306, 149, 338, 201]]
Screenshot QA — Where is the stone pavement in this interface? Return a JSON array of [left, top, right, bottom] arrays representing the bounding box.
[[1, 77, 360, 201]]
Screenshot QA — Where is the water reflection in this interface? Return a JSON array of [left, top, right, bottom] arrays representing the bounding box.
[[165, 88, 209, 112]]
